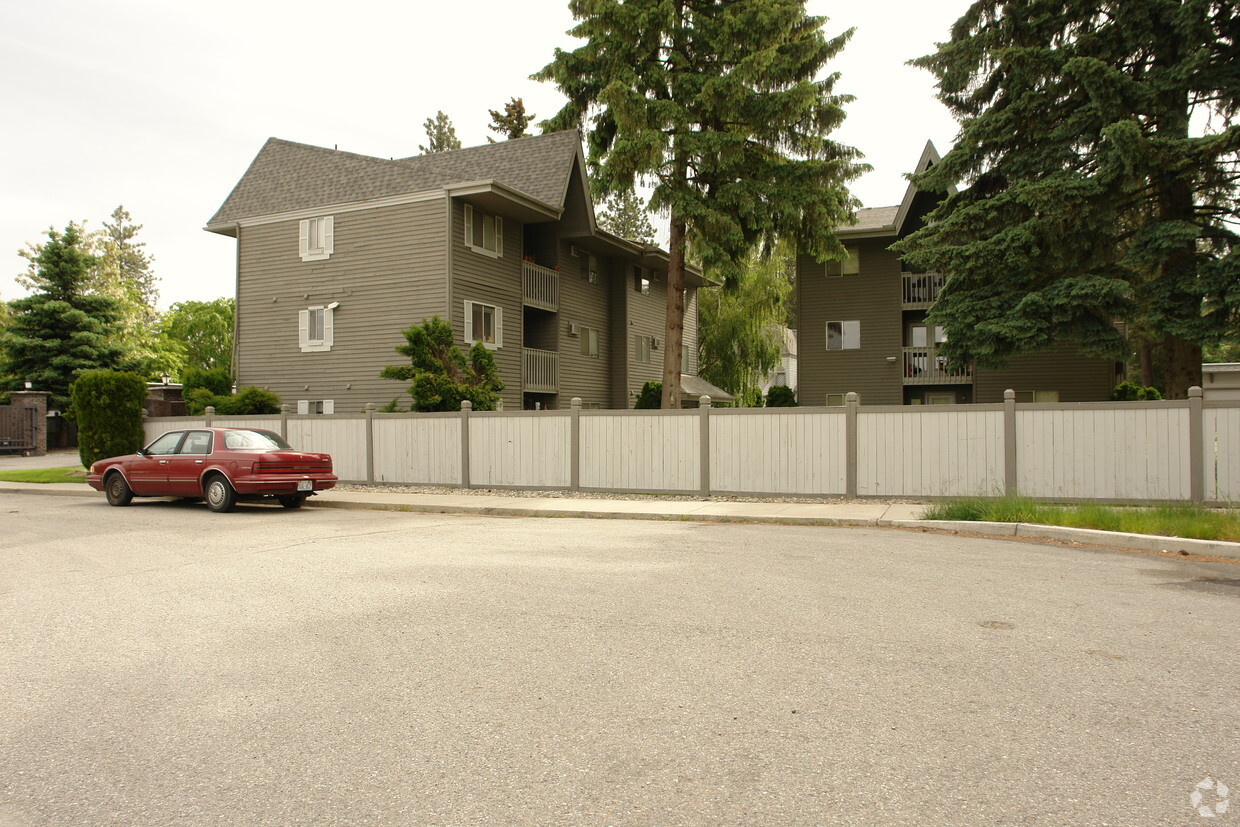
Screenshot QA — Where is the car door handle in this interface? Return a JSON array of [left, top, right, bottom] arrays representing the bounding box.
[[159, 460, 169, 465], [195, 460, 204, 464]]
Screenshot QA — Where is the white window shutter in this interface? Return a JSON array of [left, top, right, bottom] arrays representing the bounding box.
[[298, 309, 310, 350], [463, 301, 474, 342], [495, 216, 503, 256], [298, 220, 310, 259], [463, 205, 473, 247], [323, 216, 334, 256], [322, 400, 335, 415], [297, 400, 309, 415], [494, 305, 502, 348], [323, 306, 334, 349]]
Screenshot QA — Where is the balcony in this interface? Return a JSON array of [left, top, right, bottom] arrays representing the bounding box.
[[902, 346, 973, 385], [522, 261, 559, 312], [902, 272, 945, 309], [523, 347, 559, 393]]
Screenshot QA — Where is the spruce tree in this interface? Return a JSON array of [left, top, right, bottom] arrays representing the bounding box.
[[419, 111, 462, 154], [488, 97, 535, 140], [380, 317, 504, 411], [893, 0, 1240, 398], [537, 0, 864, 407], [1, 224, 129, 411], [597, 189, 657, 244]]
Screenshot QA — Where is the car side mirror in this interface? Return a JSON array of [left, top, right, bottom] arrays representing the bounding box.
[[137, 448, 149, 457]]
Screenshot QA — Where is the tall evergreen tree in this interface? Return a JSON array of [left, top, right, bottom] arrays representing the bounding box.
[[893, 0, 1240, 398], [597, 188, 657, 244], [488, 97, 535, 141], [1, 224, 129, 411], [537, 0, 865, 407], [419, 111, 462, 154]]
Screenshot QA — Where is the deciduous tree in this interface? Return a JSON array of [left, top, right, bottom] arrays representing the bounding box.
[[159, 298, 235, 377], [537, 0, 864, 407], [419, 111, 462, 154], [893, 0, 1240, 398]]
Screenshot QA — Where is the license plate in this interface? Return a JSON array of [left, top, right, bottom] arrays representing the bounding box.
[[297, 480, 313, 492]]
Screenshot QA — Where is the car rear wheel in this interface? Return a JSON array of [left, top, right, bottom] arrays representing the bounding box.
[[104, 473, 133, 507], [278, 495, 307, 509], [205, 475, 237, 513]]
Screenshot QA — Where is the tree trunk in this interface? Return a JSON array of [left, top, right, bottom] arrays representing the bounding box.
[[1138, 343, 1154, 387], [661, 210, 686, 409], [1162, 334, 1202, 400]]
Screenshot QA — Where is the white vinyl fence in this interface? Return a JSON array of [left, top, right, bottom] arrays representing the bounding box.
[[142, 388, 1240, 504]]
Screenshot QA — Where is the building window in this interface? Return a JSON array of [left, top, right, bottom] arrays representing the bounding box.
[[910, 325, 947, 347], [635, 334, 653, 363], [584, 254, 601, 284], [826, 320, 860, 350], [1013, 390, 1060, 403], [464, 300, 502, 348], [297, 400, 335, 415], [581, 326, 599, 358], [826, 246, 859, 276], [299, 216, 334, 262], [826, 393, 846, 407], [463, 204, 503, 257], [299, 305, 335, 353], [634, 265, 651, 294]]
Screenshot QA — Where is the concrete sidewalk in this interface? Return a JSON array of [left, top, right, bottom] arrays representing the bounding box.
[[3, 478, 1238, 560]]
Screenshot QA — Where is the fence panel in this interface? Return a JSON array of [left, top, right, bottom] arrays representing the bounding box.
[[373, 414, 461, 484], [1016, 406, 1189, 501], [857, 407, 1005, 497], [287, 416, 368, 482], [580, 411, 699, 492], [1204, 406, 1240, 503], [710, 409, 846, 495], [471, 413, 571, 488]]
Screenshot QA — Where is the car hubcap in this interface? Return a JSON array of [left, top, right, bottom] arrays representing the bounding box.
[[208, 481, 224, 507]]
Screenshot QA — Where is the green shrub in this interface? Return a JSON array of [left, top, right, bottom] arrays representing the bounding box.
[[635, 381, 662, 409], [182, 366, 232, 398], [1111, 381, 1163, 401], [70, 370, 147, 468], [186, 385, 280, 415], [766, 385, 797, 407]]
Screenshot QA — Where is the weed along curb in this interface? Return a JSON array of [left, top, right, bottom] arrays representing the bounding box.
[[3, 480, 1238, 560]]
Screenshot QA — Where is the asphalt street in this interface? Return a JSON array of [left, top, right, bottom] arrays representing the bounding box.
[[1, 492, 1237, 825]]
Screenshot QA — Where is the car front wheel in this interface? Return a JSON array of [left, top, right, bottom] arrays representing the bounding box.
[[204, 475, 237, 513], [104, 473, 133, 507]]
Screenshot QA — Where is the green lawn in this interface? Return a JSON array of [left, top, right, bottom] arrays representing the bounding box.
[[0, 467, 87, 484], [922, 497, 1240, 542]]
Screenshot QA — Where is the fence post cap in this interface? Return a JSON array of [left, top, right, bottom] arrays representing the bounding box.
[[845, 392, 858, 404], [1004, 389, 1016, 401], [698, 395, 711, 409], [461, 400, 473, 411], [571, 397, 582, 410], [365, 402, 376, 411], [1188, 386, 1203, 399], [204, 406, 215, 415], [280, 403, 291, 414]]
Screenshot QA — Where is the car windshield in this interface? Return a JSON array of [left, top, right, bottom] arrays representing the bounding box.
[[222, 430, 294, 451]]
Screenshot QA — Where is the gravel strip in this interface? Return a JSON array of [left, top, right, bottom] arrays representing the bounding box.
[[334, 483, 916, 505]]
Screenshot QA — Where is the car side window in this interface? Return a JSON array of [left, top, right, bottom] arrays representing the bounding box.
[[179, 431, 213, 456], [145, 432, 184, 456]]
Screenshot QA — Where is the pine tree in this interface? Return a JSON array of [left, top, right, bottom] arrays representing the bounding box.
[[488, 97, 535, 141], [419, 111, 462, 154], [379, 317, 504, 411], [537, 0, 865, 407], [893, 0, 1240, 399], [597, 189, 657, 244], [1, 224, 130, 411]]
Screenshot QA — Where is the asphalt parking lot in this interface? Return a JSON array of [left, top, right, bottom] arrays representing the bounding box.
[[1, 492, 1237, 825]]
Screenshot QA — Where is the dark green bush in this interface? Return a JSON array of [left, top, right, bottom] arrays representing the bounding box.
[[635, 381, 662, 409], [1111, 381, 1163, 401], [70, 370, 147, 468], [182, 366, 232, 398], [765, 385, 797, 407], [188, 385, 281, 416]]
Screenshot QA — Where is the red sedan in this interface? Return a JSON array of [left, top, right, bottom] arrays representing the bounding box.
[[86, 428, 337, 513]]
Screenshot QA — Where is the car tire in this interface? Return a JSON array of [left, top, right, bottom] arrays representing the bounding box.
[[104, 472, 133, 507], [205, 475, 237, 513], [278, 495, 307, 510]]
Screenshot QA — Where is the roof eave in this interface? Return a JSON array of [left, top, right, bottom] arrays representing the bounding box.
[[444, 180, 562, 223]]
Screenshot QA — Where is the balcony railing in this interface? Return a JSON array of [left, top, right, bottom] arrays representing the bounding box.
[[902, 272, 945, 309], [522, 261, 559, 312], [902, 346, 973, 385], [523, 347, 559, 393]]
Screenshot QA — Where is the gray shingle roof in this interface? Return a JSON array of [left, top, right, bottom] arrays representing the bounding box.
[[838, 206, 899, 234], [207, 130, 582, 227]]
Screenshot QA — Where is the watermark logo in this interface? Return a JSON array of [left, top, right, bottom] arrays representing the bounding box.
[[1191, 778, 1230, 818]]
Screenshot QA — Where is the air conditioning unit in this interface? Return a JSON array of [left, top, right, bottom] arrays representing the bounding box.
[[568, 323, 580, 336], [653, 337, 662, 350]]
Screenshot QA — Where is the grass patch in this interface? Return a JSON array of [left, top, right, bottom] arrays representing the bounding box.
[[0, 466, 87, 484], [922, 496, 1240, 542]]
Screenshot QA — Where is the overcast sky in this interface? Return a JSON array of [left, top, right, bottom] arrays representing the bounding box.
[[0, 0, 974, 309]]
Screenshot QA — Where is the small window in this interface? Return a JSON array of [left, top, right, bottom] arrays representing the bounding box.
[[826, 246, 859, 276], [464, 300, 502, 349], [826, 320, 860, 350], [299, 305, 335, 353], [296, 400, 335, 415], [634, 334, 653, 363], [825, 393, 846, 407], [581, 326, 599, 358], [634, 265, 651, 294], [299, 216, 334, 262], [463, 204, 503, 258], [1014, 390, 1060, 403], [584, 254, 601, 284]]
